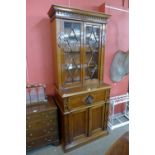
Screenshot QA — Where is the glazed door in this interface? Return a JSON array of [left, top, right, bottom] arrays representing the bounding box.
[[83, 23, 104, 84], [68, 108, 88, 142], [57, 20, 83, 88], [88, 103, 105, 136]]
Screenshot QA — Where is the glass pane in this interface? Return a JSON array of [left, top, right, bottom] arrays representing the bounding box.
[[85, 25, 100, 80], [58, 21, 81, 84], [64, 52, 81, 83]]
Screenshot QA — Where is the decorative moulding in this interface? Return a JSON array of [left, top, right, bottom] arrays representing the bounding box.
[[48, 5, 110, 23]]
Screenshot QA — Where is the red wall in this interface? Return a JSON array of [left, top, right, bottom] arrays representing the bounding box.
[[100, 0, 129, 96], [26, 0, 129, 96]]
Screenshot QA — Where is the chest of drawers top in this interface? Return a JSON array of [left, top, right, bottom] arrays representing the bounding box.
[[26, 96, 57, 115]]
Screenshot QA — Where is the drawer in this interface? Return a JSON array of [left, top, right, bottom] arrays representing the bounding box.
[[67, 89, 107, 110], [26, 112, 42, 121], [42, 110, 57, 119], [27, 119, 55, 129], [27, 110, 57, 121], [27, 128, 58, 141], [26, 135, 58, 150]]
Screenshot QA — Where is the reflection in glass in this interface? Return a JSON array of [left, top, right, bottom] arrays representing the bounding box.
[[85, 25, 100, 80], [58, 22, 81, 84]]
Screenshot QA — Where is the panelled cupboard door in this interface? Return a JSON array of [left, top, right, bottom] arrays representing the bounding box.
[[88, 103, 105, 136], [68, 108, 88, 142], [67, 103, 106, 142], [57, 19, 83, 88]]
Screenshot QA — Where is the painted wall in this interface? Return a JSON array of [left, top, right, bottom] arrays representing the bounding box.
[[26, 0, 129, 96], [100, 0, 129, 97]]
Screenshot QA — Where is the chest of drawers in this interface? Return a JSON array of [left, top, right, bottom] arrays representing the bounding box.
[[26, 96, 59, 151]]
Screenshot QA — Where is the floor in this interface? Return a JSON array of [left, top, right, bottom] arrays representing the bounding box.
[[27, 125, 129, 155]]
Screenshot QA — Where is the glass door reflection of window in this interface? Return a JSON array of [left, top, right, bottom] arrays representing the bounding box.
[[84, 24, 102, 81], [58, 21, 82, 85]]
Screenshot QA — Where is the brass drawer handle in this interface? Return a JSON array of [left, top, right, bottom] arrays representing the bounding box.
[[85, 95, 94, 104]]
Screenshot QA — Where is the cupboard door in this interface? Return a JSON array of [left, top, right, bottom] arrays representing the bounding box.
[[83, 23, 103, 83], [88, 103, 105, 136], [68, 108, 88, 141], [58, 20, 83, 87]]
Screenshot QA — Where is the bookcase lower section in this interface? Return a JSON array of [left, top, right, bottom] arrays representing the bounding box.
[[54, 85, 111, 152]]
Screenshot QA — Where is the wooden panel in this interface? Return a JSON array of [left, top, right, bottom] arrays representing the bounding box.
[[92, 107, 102, 130], [69, 109, 88, 141], [63, 113, 70, 144], [89, 103, 105, 135]]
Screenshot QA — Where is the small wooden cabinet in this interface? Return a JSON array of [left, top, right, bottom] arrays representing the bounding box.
[[48, 5, 111, 151], [26, 97, 59, 151]]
